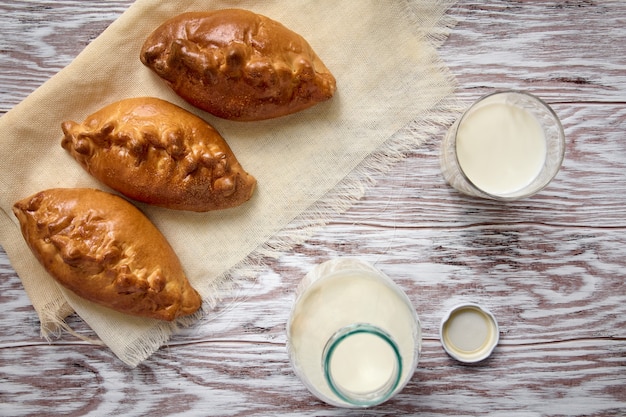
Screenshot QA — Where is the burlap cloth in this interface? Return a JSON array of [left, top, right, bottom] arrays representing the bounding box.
[[0, 0, 459, 367]]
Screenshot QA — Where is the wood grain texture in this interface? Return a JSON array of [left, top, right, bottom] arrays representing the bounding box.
[[1, 1, 625, 416]]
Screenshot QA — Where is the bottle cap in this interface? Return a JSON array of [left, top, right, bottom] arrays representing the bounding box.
[[440, 303, 499, 363]]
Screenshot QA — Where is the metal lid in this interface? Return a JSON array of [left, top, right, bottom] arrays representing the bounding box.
[[440, 303, 499, 363]]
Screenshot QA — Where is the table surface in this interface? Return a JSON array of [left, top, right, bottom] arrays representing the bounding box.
[[1, 1, 625, 416]]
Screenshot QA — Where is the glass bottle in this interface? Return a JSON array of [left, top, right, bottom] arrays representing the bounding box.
[[286, 258, 421, 408]]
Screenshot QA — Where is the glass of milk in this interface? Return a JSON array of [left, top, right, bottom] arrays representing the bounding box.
[[286, 258, 421, 408], [440, 90, 565, 200]]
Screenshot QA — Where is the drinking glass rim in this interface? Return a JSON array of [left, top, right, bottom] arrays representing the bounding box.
[[453, 90, 566, 201]]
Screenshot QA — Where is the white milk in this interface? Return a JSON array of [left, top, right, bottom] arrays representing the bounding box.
[[327, 330, 397, 395], [287, 260, 420, 407], [456, 102, 547, 196]]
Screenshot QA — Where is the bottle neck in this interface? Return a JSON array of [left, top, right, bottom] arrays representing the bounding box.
[[322, 323, 403, 407]]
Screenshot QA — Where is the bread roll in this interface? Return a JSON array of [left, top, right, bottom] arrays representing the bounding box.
[[61, 97, 256, 212], [140, 9, 336, 121], [13, 188, 202, 321]]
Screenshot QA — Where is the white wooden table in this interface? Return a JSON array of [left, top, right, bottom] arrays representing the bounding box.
[[1, 1, 625, 416]]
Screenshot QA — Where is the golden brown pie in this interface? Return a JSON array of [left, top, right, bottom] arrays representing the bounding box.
[[61, 97, 256, 212], [140, 9, 336, 121], [13, 188, 202, 321]]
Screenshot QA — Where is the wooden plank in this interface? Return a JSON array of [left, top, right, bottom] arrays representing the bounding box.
[[1, 339, 624, 416], [441, 0, 626, 102], [0, 1, 130, 112]]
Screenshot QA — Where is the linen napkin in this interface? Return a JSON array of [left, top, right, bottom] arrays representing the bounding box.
[[0, 0, 459, 367]]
